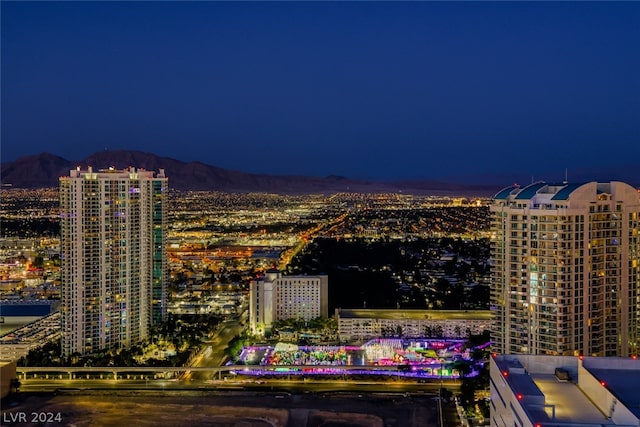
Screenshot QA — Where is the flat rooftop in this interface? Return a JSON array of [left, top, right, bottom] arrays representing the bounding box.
[[494, 355, 640, 425], [336, 309, 491, 320], [532, 374, 607, 424]]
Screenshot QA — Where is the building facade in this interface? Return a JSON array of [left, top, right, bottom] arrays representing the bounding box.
[[60, 167, 168, 356], [336, 308, 492, 342], [249, 270, 328, 335], [491, 181, 640, 357]]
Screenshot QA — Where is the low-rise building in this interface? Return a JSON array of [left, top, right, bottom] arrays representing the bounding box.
[[335, 308, 491, 342], [491, 354, 640, 427]]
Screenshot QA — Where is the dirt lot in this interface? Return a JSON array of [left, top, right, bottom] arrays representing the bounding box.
[[0, 390, 440, 427]]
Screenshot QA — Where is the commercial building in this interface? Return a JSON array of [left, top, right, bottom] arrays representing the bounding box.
[[490, 354, 640, 427], [335, 308, 491, 342], [490, 181, 640, 356], [59, 167, 168, 356], [249, 270, 328, 335]]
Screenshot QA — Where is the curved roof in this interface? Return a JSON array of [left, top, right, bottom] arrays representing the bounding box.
[[493, 185, 518, 200], [550, 183, 585, 200], [514, 182, 547, 200]]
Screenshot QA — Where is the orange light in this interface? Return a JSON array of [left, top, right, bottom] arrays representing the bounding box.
[[578, 355, 584, 360], [632, 355, 638, 360]]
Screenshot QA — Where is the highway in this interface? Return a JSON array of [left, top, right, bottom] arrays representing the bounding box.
[[18, 376, 457, 395]]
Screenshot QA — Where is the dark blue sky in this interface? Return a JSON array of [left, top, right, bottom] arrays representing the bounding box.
[[2, 1, 639, 181]]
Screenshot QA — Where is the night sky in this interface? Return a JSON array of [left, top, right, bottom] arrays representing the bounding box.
[[2, 1, 639, 181]]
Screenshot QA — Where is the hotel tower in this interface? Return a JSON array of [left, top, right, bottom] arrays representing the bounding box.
[[59, 167, 168, 356], [491, 181, 640, 357], [249, 269, 329, 335]]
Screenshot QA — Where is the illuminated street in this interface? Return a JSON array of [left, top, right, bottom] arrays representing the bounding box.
[[181, 317, 245, 381]]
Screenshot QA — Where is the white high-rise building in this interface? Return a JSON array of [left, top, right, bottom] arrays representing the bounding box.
[[59, 166, 168, 356], [249, 269, 328, 335], [491, 181, 640, 357]]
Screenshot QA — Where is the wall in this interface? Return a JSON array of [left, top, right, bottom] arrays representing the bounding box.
[[0, 361, 17, 398]]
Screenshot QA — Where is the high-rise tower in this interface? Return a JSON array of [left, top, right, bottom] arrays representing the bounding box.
[[59, 167, 168, 356], [491, 181, 640, 357]]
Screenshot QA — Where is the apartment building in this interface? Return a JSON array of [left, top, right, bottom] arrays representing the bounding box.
[[59, 167, 168, 356], [491, 181, 640, 356]]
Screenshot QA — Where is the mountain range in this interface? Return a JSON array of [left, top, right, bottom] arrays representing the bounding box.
[[1, 151, 637, 195]]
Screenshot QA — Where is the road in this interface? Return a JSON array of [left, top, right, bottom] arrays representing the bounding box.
[[181, 315, 245, 381], [277, 212, 348, 270]]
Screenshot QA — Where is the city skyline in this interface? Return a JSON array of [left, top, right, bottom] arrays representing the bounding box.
[[1, 2, 640, 422], [2, 2, 639, 181], [5, 174, 640, 423]]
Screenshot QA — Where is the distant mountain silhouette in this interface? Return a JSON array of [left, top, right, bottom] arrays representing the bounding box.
[[0, 150, 503, 196], [0, 152, 71, 188]]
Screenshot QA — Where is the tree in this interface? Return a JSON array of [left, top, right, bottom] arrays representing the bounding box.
[[33, 255, 44, 268], [471, 348, 487, 362], [467, 330, 491, 347], [423, 325, 433, 338], [224, 334, 247, 361], [452, 360, 472, 378], [51, 254, 61, 267], [460, 376, 477, 409], [453, 325, 462, 338]]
